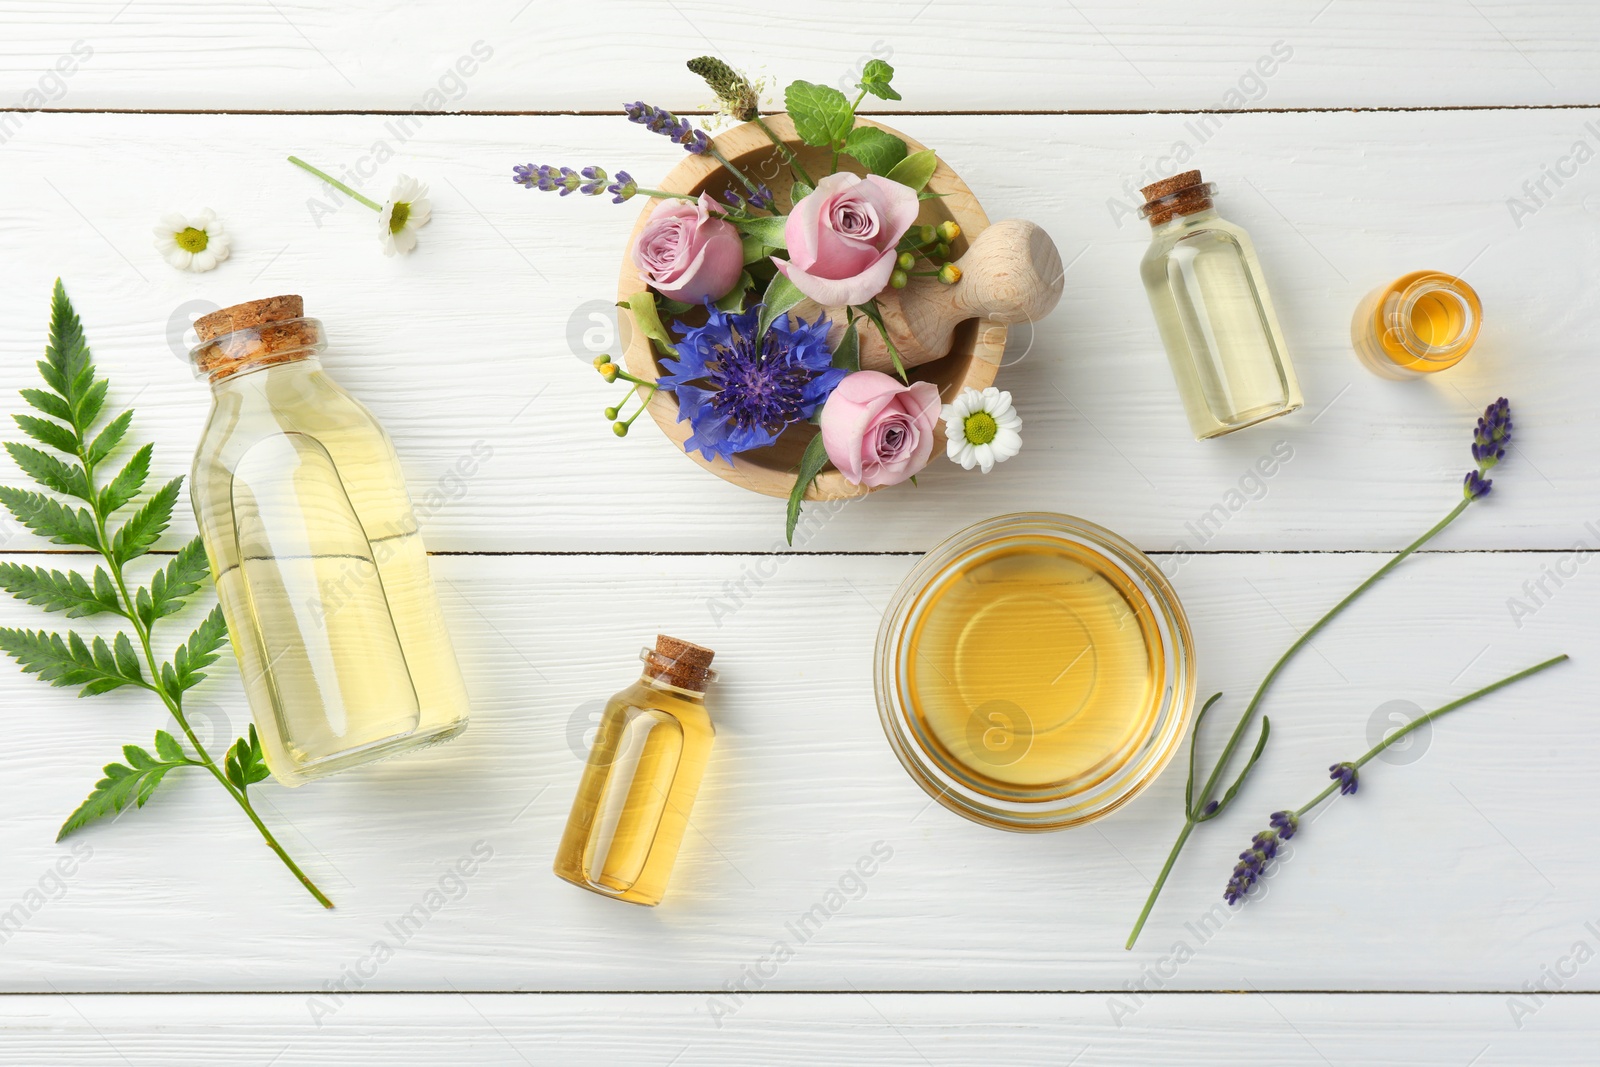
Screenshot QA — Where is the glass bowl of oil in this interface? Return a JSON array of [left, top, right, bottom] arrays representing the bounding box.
[[874, 513, 1196, 832]]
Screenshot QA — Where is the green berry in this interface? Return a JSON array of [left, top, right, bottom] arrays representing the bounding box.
[[889, 269, 908, 289], [897, 251, 915, 271], [612, 421, 629, 437], [604, 406, 620, 419]]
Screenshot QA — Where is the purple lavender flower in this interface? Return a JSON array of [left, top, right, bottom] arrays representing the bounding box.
[[658, 303, 844, 465], [607, 170, 638, 203], [624, 101, 711, 154], [514, 163, 620, 198], [1224, 827, 1286, 904], [1269, 810, 1298, 840], [1329, 761, 1359, 795], [1463, 469, 1492, 500], [1463, 397, 1512, 500]]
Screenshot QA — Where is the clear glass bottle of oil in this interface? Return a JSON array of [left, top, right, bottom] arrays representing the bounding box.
[[187, 295, 470, 786], [1351, 270, 1481, 379], [554, 637, 716, 906], [1138, 170, 1303, 439]]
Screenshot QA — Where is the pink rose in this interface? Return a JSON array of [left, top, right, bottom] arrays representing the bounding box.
[[774, 173, 920, 307], [819, 370, 941, 487], [632, 193, 743, 303]]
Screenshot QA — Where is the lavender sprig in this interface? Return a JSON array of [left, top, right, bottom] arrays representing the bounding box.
[[1223, 654, 1568, 906], [1127, 398, 1520, 948], [512, 164, 689, 206], [624, 101, 711, 154]]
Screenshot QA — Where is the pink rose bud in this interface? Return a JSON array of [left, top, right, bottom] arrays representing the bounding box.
[[819, 370, 941, 487], [632, 193, 744, 304], [774, 173, 921, 307]]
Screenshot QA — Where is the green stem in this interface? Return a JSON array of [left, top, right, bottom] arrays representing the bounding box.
[[287, 155, 382, 212], [621, 383, 659, 428], [752, 115, 814, 187], [1125, 497, 1472, 948], [79, 443, 334, 909], [636, 188, 698, 202], [707, 147, 764, 201], [1293, 654, 1569, 818]]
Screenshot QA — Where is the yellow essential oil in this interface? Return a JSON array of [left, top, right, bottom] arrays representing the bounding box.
[[554, 637, 716, 906], [1351, 270, 1481, 379], [188, 297, 470, 786], [904, 536, 1164, 799], [1139, 170, 1304, 440]]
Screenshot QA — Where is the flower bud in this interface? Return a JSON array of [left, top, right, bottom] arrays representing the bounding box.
[[889, 269, 908, 289], [938, 263, 962, 285], [937, 220, 961, 242], [600, 363, 621, 382], [612, 421, 629, 437], [897, 251, 915, 271], [604, 406, 620, 419], [592, 354, 613, 369]]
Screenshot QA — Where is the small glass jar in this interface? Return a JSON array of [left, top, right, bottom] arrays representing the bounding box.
[[188, 295, 470, 786], [1351, 270, 1481, 379], [1138, 170, 1304, 440], [554, 637, 717, 906]]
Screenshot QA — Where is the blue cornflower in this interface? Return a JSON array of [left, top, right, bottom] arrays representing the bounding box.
[[1463, 397, 1512, 500], [624, 101, 711, 154], [1329, 761, 1359, 795], [659, 303, 844, 465], [608, 170, 638, 203]]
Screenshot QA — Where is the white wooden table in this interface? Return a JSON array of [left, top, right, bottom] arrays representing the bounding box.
[[2, 2, 1598, 1062]]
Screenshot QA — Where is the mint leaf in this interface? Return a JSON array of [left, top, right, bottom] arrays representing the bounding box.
[[757, 271, 808, 342], [0, 562, 122, 618], [858, 59, 902, 101], [885, 149, 938, 192], [790, 180, 814, 203], [843, 127, 908, 176], [110, 476, 180, 564], [56, 731, 193, 841], [784, 81, 853, 148], [0, 486, 101, 548], [736, 215, 788, 249], [785, 433, 831, 546], [98, 442, 152, 514]]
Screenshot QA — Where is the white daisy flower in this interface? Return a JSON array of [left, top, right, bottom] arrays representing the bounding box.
[[378, 175, 432, 256], [942, 386, 1022, 474], [153, 209, 231, 273]]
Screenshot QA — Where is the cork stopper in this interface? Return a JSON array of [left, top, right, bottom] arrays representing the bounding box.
[[645, 635, 716, 692], [1139, 170, 1215, 226], [191, 294, 323, 380]]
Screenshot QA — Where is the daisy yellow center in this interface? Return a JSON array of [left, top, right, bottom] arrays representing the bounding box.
[[388, 201, 411, 234], [175, 227, 209, 253], [963, 410, 998, 445]]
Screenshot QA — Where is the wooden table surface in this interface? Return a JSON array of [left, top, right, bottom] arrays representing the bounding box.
[[1, 2, 1598, 1063]]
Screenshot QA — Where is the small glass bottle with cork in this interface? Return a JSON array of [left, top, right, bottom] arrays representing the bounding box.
[[554, 636, 718, 906], [1138, 170, 1305, 440]]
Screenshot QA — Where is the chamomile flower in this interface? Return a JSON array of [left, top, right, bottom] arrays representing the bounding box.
[[378, 175, 432, 256], [942, 386, 1021, 473], [153, 210, 231, 273]]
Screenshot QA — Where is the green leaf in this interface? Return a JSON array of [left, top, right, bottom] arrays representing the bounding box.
[[4, 442, 91, 500], [98, 442, 152, 514], [742, 230, 781, 266], [110, 476, 181, 563], [655, 296, 695, 316], [134, 536, 210, 628], [12, 413, 79, 455], [19, 388, 72, 423], [790, 180, 814, 203], [843, 127, 907, 176], [0, 486, 101, 548], [714, 271, 754, 313], [736, 215, 788, 249], [620, 292, 679, 358], [0, 562, 122, 618], [858, 58, 901, 101], [784, 80, 854, 148], [884, 149, 938, 192], [1197, 716, 1272, 822], [832, 317, 861, 373], [853, 301, 908, 380], [0, 627, 145, 697], [44, 280, 100, 427], [1184, 692, 1224, 817], [85, 409, 133, 465], [785, 433, 832, 546], [757, 271, 808, 342], [168, 604, 228, 693], [225, 725, 272, 792], [56, 732, 193, 841]]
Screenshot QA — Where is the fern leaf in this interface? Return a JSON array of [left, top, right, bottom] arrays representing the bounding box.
[[0, 486, 101, 548], [224, 724, 272, 792], [98, 442, 152, 514], [45, 279, 99, 423], [56, 731, 193, 841], [0, 627, 145, 696], [12, 413, 80, 456], [85, 409, 132, 466], [169, 604, 228, 692], [4, 442, 91, 500], [19, 388, 72, 423], [134, 536, 209, 627], [0, 562, 122, 618], [110, 476, 180, 563]]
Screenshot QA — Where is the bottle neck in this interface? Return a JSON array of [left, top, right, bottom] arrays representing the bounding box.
[[637, 671, 708, 702], [1148, 205, 1219, 235], [191, 316, 326, 384]]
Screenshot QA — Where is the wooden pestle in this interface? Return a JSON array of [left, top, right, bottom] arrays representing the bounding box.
[[791, 219, 1065, 373]]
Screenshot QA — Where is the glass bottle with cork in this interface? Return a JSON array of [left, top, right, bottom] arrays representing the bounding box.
[[554, 636, 717, 907], [187, 295, 471, 786], [1138, 170, 1304, 439]]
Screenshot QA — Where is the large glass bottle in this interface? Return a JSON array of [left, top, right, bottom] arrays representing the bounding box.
[[553, 636, 717, 906], [1138, 170, 1304, 439], [188, 295, 469, 786]]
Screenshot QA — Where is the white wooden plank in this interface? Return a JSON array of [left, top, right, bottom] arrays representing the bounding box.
[[1, 992, 1597, 1064], [1, 109, 1595, 552], [2, 1, 1598, 111], [0, 550, 1591, 991]]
